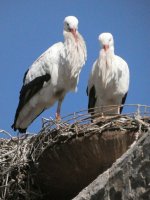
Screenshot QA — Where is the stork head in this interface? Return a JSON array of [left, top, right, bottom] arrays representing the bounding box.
[[98, 33, 114, 52], [64, 16, 79, 41]]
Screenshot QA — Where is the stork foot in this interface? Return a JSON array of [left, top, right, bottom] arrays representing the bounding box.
[[55, 113, 61, 122], [101, 112, 104, 118], [55, 113, 62, 129]]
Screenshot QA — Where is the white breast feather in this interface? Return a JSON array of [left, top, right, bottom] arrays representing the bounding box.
[[64, 32, 87, 79]]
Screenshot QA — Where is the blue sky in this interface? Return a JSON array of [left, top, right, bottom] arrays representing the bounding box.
[[0, 0, 150, 135]]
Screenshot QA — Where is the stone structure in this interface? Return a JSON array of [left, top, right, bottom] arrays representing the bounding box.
[[73, 131, 150, 200]]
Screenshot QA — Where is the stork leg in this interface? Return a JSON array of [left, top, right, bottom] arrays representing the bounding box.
[[55, 99, 63, 121], [117, 105, 120, 115], [101, 106, 104, 118]]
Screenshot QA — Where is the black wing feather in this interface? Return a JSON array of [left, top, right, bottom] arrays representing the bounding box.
[[12, 73, 51, 131], [120, 92, 128, 113], [88, 85, 97, 113], [86, 86, 88, 96], [23, 69, 29, 84]]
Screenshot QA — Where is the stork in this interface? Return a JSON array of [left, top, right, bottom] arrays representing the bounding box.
[[12, 16, 87, 133], [87, 32, 129, 116]]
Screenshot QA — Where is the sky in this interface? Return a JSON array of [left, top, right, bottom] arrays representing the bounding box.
[[0, 0, 150, 136]]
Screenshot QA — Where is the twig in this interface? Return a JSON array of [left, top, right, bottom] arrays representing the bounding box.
[[0, 129, 12, 138]]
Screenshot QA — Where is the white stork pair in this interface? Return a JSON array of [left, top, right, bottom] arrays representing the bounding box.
[[12, 16, 130, 133]]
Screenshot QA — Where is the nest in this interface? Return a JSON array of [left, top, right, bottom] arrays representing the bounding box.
[[0, 104, 150, 200]]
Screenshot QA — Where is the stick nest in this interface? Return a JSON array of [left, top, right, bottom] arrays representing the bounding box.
[[0, 105, 150, 200]]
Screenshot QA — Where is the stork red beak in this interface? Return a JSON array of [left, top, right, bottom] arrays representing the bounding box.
[[103, 45, 109, 51], [70, 28, 78, 42]]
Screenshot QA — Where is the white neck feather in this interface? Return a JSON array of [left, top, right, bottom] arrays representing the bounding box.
[[63, 31, 87, 78], [98, 48, 115, 88]]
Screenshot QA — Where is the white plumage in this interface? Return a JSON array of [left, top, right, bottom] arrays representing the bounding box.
[[12, 16, 87, 133], [87, 32, 129, 115]]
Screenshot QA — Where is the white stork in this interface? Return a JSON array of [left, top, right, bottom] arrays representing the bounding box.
[[87, 32, 129, 116], [12, 16, 87, 133]]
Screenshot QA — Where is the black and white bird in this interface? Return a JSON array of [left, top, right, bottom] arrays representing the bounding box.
[[87, 32, 129, 116], [12, 16, 87, 133]]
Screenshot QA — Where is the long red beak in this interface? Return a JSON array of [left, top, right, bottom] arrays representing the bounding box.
[[70, 28, 78, 42], [103, 45, 109, 51]]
